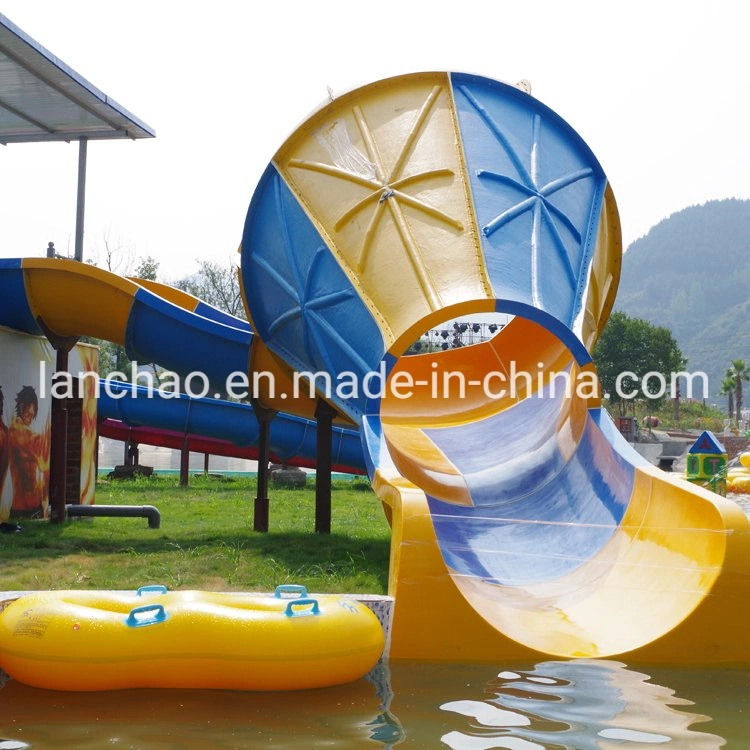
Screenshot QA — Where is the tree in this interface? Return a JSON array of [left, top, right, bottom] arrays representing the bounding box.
[[720, 373, 735, 419], [593, 311, 685, 416], [87, 231, 134, 275], [174, 258, 247, 320], [133, 255, 159, 282], [727, 359, 750, 421]]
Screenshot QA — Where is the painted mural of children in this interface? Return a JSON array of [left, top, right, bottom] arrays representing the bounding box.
[[9, 385, 48, 516]]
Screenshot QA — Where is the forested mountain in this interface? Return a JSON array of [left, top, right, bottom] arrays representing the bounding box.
[[614, 198, 750, 405]]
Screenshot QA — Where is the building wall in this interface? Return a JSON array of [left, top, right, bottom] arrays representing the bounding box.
[[0, 326, 98, 521]]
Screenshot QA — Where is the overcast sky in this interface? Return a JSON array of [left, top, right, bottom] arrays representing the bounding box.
[[1, 1, 747, 282]]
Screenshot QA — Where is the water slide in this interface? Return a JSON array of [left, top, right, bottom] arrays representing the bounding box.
[[110, 277, 365, 472], [97, 383, 364, 474], [239, 71, 750, 664], [0, 258, 364, 474]]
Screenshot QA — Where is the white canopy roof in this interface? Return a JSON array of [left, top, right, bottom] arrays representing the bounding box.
[[0, 12, 154, 144]]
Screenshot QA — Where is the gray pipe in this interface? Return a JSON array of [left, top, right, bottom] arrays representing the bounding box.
[[65, 504, 161, 529]]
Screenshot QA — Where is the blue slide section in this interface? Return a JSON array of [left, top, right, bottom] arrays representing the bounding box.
[[124, 288, 252, 394], [98, 382, 364, 470], [242, 164, 386, 421], [452, 72, 607, 328], [0, 259, 39, 332]]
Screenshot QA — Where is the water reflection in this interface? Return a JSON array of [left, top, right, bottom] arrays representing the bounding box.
[[385, 660, 731, 749], [1, 659, 745, 748], [0, 667, 400, 749], [434, 660, 723, 749]]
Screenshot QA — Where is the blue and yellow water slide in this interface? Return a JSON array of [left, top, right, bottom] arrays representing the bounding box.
[[240, 71, 750, 663], [2, 71, 750, 665], [0, 258, 364, 472]]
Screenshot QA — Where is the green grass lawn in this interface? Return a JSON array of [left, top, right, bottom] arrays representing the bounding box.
[[0, 475, 392, 595]]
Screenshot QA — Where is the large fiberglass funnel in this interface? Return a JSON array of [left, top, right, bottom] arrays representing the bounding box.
[[239, 72, 750, 664]]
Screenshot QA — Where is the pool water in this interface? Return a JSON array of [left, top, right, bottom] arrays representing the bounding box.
[[1, 658, 749, 748]]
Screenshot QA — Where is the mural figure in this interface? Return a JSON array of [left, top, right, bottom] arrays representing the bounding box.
[[0, 385, 17, 532], [9, 385, 48, 517]]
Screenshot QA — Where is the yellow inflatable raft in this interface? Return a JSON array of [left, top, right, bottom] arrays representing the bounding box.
[[0, 585, 385, 692]]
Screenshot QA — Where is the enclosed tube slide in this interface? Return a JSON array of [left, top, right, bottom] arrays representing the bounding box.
[[97, 383, 364, 474]]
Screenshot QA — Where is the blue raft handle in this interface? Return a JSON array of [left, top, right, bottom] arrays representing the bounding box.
[[125, 603, 168, 628], [136, 585, 168, 596], [274, 584, 308, 599], [284, 598, 320, 617]]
